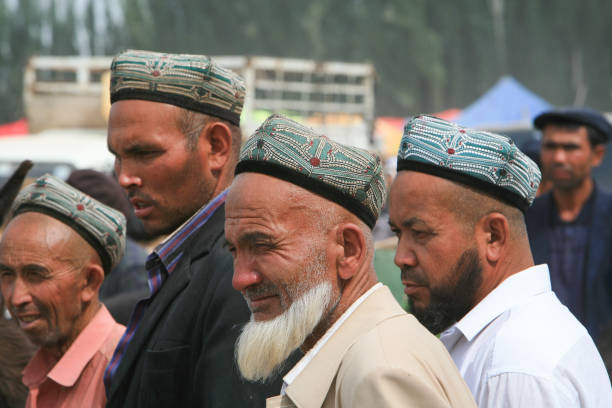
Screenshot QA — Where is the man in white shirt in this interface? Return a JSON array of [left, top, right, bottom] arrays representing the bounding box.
[[389, 115, 612, 407], [225, 114, 476, 408]]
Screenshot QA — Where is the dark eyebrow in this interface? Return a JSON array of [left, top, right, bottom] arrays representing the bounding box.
[[542, 141, 581, 149], [389, 216, 428, 229], [224, 231, 275, 249], [22, 264, 50, 275], [124, 144, 155, 154]]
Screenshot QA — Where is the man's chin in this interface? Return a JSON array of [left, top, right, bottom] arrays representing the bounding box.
[[235, 282, 333, 382]]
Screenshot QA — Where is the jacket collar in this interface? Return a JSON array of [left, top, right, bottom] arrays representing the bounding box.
[[285, 286, 404, 408]]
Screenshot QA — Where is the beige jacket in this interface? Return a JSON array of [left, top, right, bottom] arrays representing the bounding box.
[[267, 286, 476, 408]]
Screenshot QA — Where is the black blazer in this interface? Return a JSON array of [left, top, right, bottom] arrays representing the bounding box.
[[105, 204, 282, 407], [525, 185, 612, 341]]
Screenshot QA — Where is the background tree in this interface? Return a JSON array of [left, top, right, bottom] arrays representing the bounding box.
[[0, 0, 610, 124]]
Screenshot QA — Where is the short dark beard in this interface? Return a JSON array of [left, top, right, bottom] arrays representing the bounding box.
[[410, 248, 482, 335]]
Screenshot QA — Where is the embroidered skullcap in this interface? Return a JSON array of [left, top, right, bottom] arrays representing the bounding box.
[[10, 174, 126, 274], [235, 114, 386, 229], [110, 49, 245, 125], [397, 115, 541, 212]]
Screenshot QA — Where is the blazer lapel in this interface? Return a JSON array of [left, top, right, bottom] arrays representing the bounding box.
[[108, 253, 192, 396], [286, 286, 404, 408], [108, 205, 226, 398]]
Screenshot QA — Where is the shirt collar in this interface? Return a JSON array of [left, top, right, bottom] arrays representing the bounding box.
[[449, 264, 551, 342], [282, 282, 382, 392], [23, 305, 118, 388], [148, 189, 228, 269]]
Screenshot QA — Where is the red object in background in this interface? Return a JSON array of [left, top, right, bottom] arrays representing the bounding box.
[[0, 118, 28, 137], [432, 108, 462, 121]]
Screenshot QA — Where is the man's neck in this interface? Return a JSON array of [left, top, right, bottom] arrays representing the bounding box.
[[45, 302, 101, 361], [300, 271, 378, 353], [552, 178, 594, 222]]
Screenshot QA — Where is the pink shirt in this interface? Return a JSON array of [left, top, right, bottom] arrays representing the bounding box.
[[22, 305, 125, 408]]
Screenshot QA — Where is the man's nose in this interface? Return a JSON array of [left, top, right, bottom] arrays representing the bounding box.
[[552, 148, 568, 163], [232, 255, 263, 293], [394, 241, 418, 270], [8, 277, 32, 309], [115, 158, 142, 190]]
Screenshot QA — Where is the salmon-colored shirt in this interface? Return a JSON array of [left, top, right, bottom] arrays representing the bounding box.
[[22, 305, 125, 408]]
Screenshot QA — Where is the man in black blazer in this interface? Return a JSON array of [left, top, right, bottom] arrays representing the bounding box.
[[103, 50, 281, 407], [526, 108, 612, 343]]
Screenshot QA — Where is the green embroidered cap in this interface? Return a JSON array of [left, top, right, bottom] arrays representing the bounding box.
[[235, 114, 386, 228], [10, 174, 126, 274], [397, 115, 541, 212], [110, 49, 245, 125]]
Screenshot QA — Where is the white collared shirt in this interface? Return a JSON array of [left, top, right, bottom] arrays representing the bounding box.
[[281, 282, 383, 395], [439, 264, 612, 407]]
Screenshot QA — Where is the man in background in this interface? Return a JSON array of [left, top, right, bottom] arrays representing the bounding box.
[[526, 108, 612, 342], [104, 50, 281, 407], [389, 115, 611, 406], [0, 174, 126, 407], [66, 169, 149, 325], [226, 114, 476, 408]]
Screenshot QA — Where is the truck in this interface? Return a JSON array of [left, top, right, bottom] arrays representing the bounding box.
[[23, 55, 377, 149]]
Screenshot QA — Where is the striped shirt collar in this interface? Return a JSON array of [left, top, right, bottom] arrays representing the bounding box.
[[147, 189, 228, 271]]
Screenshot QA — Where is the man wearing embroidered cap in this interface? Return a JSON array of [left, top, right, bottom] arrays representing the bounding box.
[[0, 174, 127, 408], [104, 50, 280, 407], [225, 114, 476, 408], [526, 108, 612, 344], [389, 115, 612, 407]]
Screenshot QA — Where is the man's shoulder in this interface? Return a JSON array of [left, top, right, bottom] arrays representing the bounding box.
[[339, 312, 462, 384], [336, 314, 475, 407], [483, 292, 591, 376]]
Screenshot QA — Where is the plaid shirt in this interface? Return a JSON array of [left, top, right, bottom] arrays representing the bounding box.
[[103, 190, 228, 394]]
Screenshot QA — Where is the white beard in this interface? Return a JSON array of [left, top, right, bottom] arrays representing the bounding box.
[[235, 281, 334, 382]]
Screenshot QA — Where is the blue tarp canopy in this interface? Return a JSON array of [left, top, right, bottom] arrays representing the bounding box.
[[455, 76, 552, 129]]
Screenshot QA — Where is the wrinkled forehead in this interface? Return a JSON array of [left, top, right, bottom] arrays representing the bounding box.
[[226, 173, 329, 235], [0, 212, 85, 257], [228, 173, 321, 212]]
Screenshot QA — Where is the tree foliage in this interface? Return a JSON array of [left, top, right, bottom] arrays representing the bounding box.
[[0, 0, 610, 123]]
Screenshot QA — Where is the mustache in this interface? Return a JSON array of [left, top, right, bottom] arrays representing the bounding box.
[[11, 299, 47, 317], [400, 267, 428, 286], [549, 163, 573, 171], [243, 284, 280, 301], [127, 189, 155, 203]]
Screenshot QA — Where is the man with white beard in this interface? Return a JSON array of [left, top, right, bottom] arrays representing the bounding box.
[[224, 114, 476, 408]]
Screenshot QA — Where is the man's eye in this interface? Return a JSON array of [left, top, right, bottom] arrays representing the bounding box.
[[252, 241, 274, 252], [0, 270, 14, 281], [412, 230, 431, 239], [137, 150, 159, 157]]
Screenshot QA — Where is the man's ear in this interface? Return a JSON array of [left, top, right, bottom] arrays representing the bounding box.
[[335, 223, 366, 280], [200, 121, 232, 174], [476, 213, 509, 264], [80, 263, 105, 303], [592, 144, 605, 167]]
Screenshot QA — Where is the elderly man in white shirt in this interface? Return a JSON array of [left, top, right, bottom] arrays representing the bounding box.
[[389, 115, 612, 407]]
